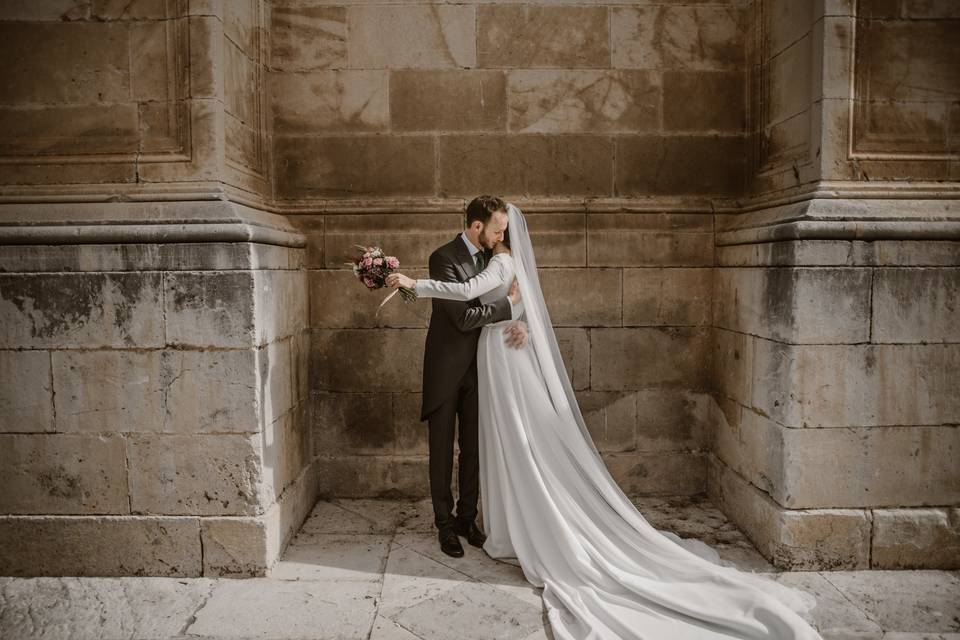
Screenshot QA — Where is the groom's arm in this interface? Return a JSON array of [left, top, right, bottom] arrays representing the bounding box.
[[430, 250, 511, 332]]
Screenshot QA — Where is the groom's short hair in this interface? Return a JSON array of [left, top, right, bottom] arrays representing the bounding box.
[[465, 195, 506, 226]]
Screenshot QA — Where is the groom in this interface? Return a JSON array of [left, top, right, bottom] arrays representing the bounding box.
[[421, 195, 528, 558]]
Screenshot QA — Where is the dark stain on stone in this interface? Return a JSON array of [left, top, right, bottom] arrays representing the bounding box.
[[37, 465, 81, 500], [761, 269, 796, 338], [0, 274, 103, 339]]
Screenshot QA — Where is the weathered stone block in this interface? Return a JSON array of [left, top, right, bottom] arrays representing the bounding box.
[[872, 268, 960, 343], [322, 213, 463, 269], [0, 516, 201, 577], [138, 99, 224, 183], [311, 329, 425, 393], [201, 516, 268, 577], [710, 327, 753, 406], [554, 327, 590, 391], [287, 215, 324, 269], [663, 71, 745, 132], [524, 213, 586, 267], [347, 5, 475, 69], [53, 349, 163, 433], [164, 272, 255, 348], [291, 329, 311, 407], [316, 455, 428, 498], [752, 341, 960, 428], [259, 339, 294, 429], [439, 134, 613, 197], [575, 391, 637, 453], [309, 269, 430, 329], [590, 328, 710, 390], [0, 349, 53, 433], [391, 69, 506, 132], [616, 135, 746, 196], [0, 273, 163, 349], [94, 0, 168, 20], [635, 388, 710, 452], [0, 21, 130, 103], [871, 508, 960, 569], [253, 269, 308, 346], [0, 103, 139, 156], [508, 70, 660, 133], [478, 6, 609, 68], [276, 135, 435, 198], [768, 35, 812, 125], [707, 456, 872, 570], [223, 0, 257, 56], [271, 4, 346, 71], [313, 391, 396, 456], [162, 348, 260, 434], [260, 409, 310, 506], [391, 393, 430, 456], [601, 451, 706, 496], [623, 267, 712, 326], [540, 268, 622, 327], [713, 267, 872, 343], [611, 6, 746, 70], [587, 213, 714, 267], [127, 433, 262, 516], [271, 70, 388, 134], [0, 433, 128, 514]]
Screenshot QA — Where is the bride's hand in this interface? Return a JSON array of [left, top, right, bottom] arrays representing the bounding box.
[[386, 273, 415, 289], [508, 278, 521, 304], [504, 319, 528, 349]]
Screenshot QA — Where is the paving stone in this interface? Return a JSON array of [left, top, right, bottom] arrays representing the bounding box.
[[267, 532, 391, 582]]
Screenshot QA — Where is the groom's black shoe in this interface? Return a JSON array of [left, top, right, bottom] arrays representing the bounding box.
[[453, 519, 487, 548], [438, 525, 464, 557]]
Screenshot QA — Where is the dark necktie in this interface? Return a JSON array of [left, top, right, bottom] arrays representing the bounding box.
[[474, 252, 485, 273]]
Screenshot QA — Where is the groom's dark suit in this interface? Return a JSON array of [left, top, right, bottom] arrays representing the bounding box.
[[421, 234, 513, 530]]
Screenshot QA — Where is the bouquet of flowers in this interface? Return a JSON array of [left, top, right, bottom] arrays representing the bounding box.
[[348, 244, 417, 313]]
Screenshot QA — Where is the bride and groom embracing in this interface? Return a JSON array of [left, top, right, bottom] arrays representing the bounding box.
[[385, 195, 824, 640]]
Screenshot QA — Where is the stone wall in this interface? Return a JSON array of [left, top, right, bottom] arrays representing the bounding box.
[[707, 0, 960, 571], [270, 0, 750, 499]]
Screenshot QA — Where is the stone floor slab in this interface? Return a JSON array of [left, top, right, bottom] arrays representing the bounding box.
[[819, 570, 960, 634], [186, 578, 379, 640], [267, 532, 391, 582], [775, 571, 883, 638], [0, 576, 214, 640]]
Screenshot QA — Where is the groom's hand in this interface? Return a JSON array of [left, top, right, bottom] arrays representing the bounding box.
[[504, 319, 528, 349]]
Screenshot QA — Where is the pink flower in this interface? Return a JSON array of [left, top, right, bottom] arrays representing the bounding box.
[[373, 257, 383, 265], [362, 257, 373, 267], [386, 256, 399, 268], [363, 276, 375, 288]]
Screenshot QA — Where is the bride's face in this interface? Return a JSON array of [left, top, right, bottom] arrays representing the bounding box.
[[479, 210, 508, 250]]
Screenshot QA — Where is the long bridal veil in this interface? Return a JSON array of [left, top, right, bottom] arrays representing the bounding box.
[[503, 202, 821, 630]]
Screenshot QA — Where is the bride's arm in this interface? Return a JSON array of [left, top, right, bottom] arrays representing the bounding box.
[[412, 256, 507, 301]]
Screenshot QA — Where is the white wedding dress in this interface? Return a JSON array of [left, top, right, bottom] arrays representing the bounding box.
[[413, 204, 823, 640]]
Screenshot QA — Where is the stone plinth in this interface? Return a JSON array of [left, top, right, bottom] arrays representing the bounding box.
[[0, 201, 315, 577]]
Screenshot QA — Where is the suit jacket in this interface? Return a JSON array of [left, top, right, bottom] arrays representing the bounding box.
[[420, 235, 513, 421]]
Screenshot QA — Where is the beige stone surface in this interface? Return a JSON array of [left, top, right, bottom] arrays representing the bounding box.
[[871, 508, 960, 570], [126, 433, 262, 516], [0, 273, 164, 349], [0, 433, 129, 515], [587, 213, 714, 267], [590, 327, 710, 390], [164, 271, 256, 348], [438, 134, 613, 197], [347, 5, 475, 69], [53, 349, 163, 433], [271, 4, 346, 71], [575, 390, 637, 453], [162, 348, 260, 433], [710, 328, 753, 406], [524, 213, 586, 267], [554, 327, 590, 391], [311, 329, 425, 393], [615, 135, 746, 196], [0, 349, 53, 433], [663, 70, 745, 132], [623, 267, 712, 326], [276, 135, 436, 198], [872, 267, 960, 343], [271, 70, 389, 134], [635, 388, 710, 452], [713, 267, 872, 343], [321, 213, 463, 269], [317, 455, 429, 498], [540, 268, 621, 326], [478, 5, 609, 68], [611, 5, 746, 70], [200, 516, 269, 577], [601, 450, 706, 495], [508, 70, 660, 133], [392, 69, 506, 132], [310, 269, 430, 329]]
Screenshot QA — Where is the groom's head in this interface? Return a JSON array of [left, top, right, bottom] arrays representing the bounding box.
[[465, 195, 508, 251]]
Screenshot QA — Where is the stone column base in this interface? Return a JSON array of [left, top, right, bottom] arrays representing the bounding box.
[[707, 454, 960, 571]]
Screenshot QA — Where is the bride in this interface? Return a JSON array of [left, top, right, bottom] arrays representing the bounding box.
[[386, 203, 823, 640]]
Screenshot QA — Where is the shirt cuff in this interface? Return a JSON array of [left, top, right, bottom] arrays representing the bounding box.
[[509, 298, 520, 320]]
